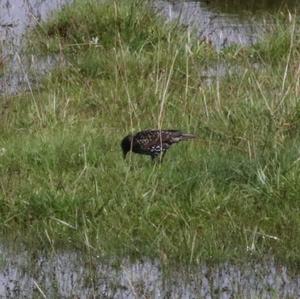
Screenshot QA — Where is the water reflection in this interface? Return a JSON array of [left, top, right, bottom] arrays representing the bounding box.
[[0, 0, 66, 47], [205, 0, 299, 13], [0, 0, 70, 95], [154, 1, 263, 49], [0, 0, 297, 95], [153, 0, 297, 82], [154, 0, 298, 49], [0, 246, 299, 298]]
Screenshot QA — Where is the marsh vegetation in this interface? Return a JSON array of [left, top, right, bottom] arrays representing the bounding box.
[[0, 0, 300, 271]]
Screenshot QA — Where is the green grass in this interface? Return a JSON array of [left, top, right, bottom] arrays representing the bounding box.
[[0, 0, 300, 267]]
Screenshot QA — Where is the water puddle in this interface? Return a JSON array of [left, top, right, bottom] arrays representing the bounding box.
[[0, 0, 70, 95], [154, 1, 260, 49], [0, 245, 299, 298], [154, 0, 299, 49], [154, 0, 299, 82], [1, 0, 299, 94], [1, 1, 300, 296]]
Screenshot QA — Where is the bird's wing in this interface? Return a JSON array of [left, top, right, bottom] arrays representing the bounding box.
[[134, 130, 195, 150], [162, 130, 196, 142], [133, 130, 169, 150]]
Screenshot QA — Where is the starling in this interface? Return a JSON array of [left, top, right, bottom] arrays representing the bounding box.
[[121, 129, 196, 161]]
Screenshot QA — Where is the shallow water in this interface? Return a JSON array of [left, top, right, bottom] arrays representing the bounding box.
[[1, 0, 298, 94], [0, 0, 70, 95], [204, 0, 299, 13], [154, 0, 260, 49], [153, 0, 298, 82], [154, 0, 299, 49], [0, 245, 300, 298]]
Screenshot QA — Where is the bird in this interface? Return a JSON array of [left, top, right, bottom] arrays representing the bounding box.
[[121, 129, 196, 162]]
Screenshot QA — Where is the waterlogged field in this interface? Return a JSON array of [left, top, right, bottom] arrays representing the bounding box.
[[0, 0, 300, 267]]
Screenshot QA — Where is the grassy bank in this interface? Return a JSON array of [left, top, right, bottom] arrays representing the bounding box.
[[0, 0, 300, 266]]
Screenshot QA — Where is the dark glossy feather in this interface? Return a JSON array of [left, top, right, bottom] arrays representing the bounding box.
[[121, 129, 196, 161]]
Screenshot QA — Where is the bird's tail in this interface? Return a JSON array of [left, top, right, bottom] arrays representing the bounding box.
[[181, 133, 197, 140]]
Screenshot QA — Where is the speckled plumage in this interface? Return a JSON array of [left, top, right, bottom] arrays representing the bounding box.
[[121, 129, 196, 161]]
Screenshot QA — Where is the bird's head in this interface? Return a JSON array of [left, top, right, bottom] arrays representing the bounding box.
[[120, 134, 133, 159]]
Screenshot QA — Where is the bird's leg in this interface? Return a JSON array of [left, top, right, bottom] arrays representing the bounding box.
[[151, 152, 164, 163], [158, 151, 166, 163]]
